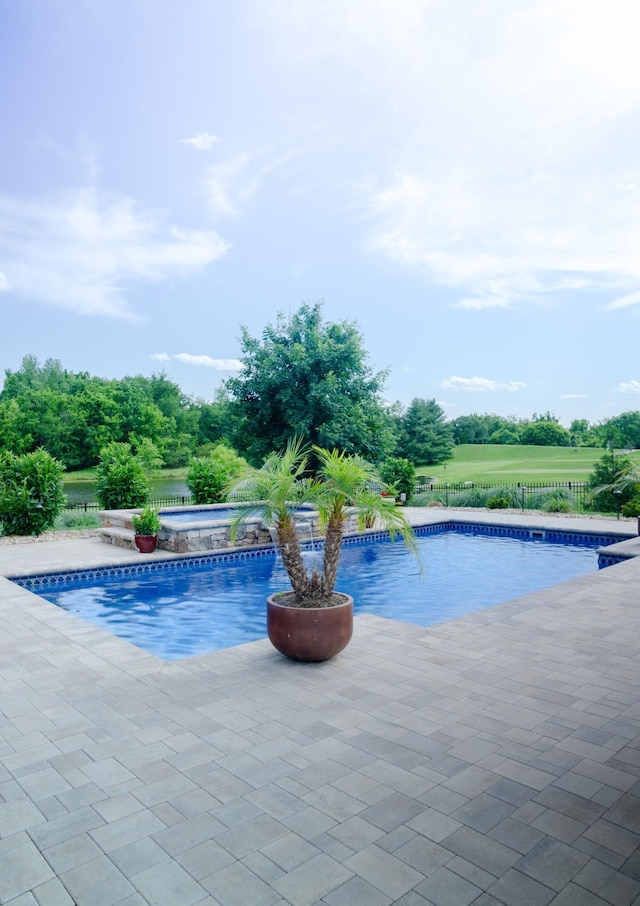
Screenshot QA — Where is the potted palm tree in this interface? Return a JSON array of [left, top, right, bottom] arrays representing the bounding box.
[[131, 505, 161, 553], [228, 440, 418, 661]]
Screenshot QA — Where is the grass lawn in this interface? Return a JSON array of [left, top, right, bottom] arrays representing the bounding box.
[[64, 447, 640, 488], [63, 467, 189, 484], [418, 445, 640, 484]]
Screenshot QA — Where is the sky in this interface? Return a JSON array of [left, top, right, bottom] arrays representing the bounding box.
[[2, 0, 640, 428]]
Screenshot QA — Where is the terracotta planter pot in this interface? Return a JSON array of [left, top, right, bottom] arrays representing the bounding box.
[[134, 534, 157, 554], [266, 592, 353, 662]]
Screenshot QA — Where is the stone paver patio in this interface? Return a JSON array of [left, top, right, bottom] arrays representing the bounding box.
[[1, 510, 640, 905]]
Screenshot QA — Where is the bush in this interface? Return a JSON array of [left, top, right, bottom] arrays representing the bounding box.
[[95, 442, 149, 510], [412, 490, 447, 507], [187, 457, 230, 504], [54, 511, 101, 530], [0, 448, 65, 536], [380, 457, 416, 502], [487, 495, 509, 509], [586, 452, 635, 513], [131, 505, 161, 535], [528, 488, 576, 513], [621, 496, 640, 517]]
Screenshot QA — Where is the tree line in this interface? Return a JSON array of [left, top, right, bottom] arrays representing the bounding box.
[[1, 303, 640, 474]]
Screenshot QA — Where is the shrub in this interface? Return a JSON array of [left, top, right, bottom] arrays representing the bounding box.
[[54, 511, 101, 530], [380, 457, 416, 502], [95, 442, 149, 510], [412, 490, 447, 507], [0, 448, 65, 536], [132, 505, 161, 535], [187, 457, 230, 504], [621, 496, 640, 517], [528, 488, 576, 513], [487, 495, 509, 509], [586, 452, 635, 513], [446, 487, 488, 508], [484, 485, 522, 508]]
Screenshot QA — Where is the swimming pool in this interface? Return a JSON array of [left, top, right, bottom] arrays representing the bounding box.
[[15, 523, 624, 661]]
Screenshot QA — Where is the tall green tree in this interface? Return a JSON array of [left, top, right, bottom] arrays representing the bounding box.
[[225, 302, 394, 466], [395, 399, 454, 465], [603, 412, 640, 449]]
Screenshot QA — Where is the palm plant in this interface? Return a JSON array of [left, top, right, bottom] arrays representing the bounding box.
[[228, 439, 417, 606], [311, 446, 417, 600]]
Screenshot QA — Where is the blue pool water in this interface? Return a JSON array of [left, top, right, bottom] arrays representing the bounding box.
[[19, 525, 621, 661], [160, 506, 239, 524], [160, 505, 315, 524]]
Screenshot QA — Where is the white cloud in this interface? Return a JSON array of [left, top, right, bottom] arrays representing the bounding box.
[[615, 381, 640, 394], [205, 148, 301, 218], [0, 271, 11, 291], [150, 353, 172, 363], [181, 132, 220, 150], [160, 353, 243, 371], [561, 393, 588, 400], [607, 290, 640, 311], [265, 0, 640, 309], [0, 188, 230, 319], [441, 376, 526, 393]]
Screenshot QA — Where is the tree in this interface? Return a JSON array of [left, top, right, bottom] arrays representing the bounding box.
[[450, 413, 522, 445], [224, 302, 394, 467], [603, 412, 640, 449], [520, 420, 571, 446], [451, 414, 490, 445], [569, 419, 591, 446], [394, 399, 454, 465]]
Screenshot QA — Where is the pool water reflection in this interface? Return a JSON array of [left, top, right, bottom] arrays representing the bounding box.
[[29, 527, 613, 660]]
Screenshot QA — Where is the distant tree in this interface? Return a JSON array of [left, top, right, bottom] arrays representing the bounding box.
[[531, 411, 561, 424], [604, 412, 640, 449], [451, 414, 490, 445], [197, 390, 235, 449], [569, 419, 590, 446], [488, 426, 521, 445], [520, 420, 571, 446], [450, 413, 523, 445], [394, 399, 454, 465], [225, 302, 394, 466]]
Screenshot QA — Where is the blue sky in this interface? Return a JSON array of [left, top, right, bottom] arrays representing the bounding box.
[[2, 0, 640, 427]]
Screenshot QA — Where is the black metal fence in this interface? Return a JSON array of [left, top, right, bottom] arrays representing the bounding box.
[[63, 483, 592, 514], [413, 481, 590, 509], [64, 494, 196, 513]]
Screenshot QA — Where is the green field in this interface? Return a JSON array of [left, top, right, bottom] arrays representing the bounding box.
[[418, 445, 640, 485], [64, 445, 640, 489]]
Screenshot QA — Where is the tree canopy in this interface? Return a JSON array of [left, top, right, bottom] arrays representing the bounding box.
[[394, 398, 454, 465], [224, 302, 394, 466]]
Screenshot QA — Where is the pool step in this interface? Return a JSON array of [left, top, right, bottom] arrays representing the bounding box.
[[99, 527, 137, 550]]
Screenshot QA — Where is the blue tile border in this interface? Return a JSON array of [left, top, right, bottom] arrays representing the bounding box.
[[11, 521, 631, 592]]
